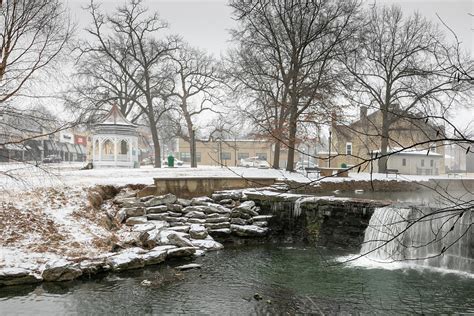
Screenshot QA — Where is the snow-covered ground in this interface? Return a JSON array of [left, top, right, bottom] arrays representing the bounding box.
[[2, 162, 469, 194]]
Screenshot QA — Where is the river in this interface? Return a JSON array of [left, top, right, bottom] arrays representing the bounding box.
[[0, 244, 472, 315]]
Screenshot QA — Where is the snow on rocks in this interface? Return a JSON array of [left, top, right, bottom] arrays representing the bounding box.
[[145, 194, 177, 207], [191, 238, 224, 251], [0, 268, 42, 286], [166, 247, 196, 258], [42, 259, 83, 282], [126, 216, 148, 226], [189, 224, 208, 239], [176, 263, 201, 271], [230, 224, 269, 237]]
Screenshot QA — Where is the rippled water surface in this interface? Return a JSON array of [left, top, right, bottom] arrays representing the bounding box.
[[0, 245, 473, 315]]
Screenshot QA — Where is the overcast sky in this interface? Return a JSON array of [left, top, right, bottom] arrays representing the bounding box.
[[67, 0, 473, 56], [66, 0, 473, 131]]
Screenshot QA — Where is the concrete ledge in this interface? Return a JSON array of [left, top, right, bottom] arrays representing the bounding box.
[[153, 177, 276, 198]]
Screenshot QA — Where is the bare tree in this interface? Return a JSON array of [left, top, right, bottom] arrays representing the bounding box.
[[0, 0, 73, 104], [168, 42, 223, 167], [82, 0, 179, 168], [340, 5, 471, 173], [229, 0, 360, 171]]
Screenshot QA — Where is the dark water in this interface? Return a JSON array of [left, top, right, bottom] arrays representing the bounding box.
[[0, 245, 473, 315]]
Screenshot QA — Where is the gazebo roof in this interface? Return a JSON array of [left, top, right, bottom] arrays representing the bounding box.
[[98, 104, 136, 127]]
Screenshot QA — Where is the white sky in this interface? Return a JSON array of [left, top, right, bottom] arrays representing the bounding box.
[[65, 0, 473, 131]]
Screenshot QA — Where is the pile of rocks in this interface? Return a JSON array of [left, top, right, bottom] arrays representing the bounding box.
[[0, 189, 273, 286], [114, 191, 271, 244]]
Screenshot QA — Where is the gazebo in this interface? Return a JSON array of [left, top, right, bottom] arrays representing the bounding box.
[[91, 104, 139, 168]]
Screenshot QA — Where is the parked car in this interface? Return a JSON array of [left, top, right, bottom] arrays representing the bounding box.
[[43, 155, 62, 163], [295, 161, 317, 171], [240, 157, 271, 168]]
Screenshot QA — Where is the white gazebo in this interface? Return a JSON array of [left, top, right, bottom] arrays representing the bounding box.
[[91, 104, 139, 168]]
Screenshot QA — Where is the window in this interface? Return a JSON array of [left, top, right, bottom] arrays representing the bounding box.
[[221, 152, 231, 160], [256, 153, 267, 160], [402, 158, 406, 166], [180, 152, 191, 162], [430, 159, 434, 167], [421, 159, 425, 167], [238, 152, 249, 160], [346, 142, 352, 155], [430, 143, 437, 153], [120, 140, 128, 154]]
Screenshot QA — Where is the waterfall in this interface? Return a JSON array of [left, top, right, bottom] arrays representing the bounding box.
[[361, 206, 473, 274]]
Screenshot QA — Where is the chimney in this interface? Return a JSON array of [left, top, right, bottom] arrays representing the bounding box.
[[360, 106, 367, 120]]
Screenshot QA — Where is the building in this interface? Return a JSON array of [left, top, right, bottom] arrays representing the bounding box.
[[174, 138, 304, 168], [329, 106, 445, 175], [91, 104, 140, 168]]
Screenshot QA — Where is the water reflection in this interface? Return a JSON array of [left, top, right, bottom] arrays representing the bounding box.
[[0, 245, 472, 315]]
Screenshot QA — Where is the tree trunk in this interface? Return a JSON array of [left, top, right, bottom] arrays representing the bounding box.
[[185, 118, 196, 168], [286, 106, 298, 172], [272, 140, 281, 169], [149, 115, 161, 168]]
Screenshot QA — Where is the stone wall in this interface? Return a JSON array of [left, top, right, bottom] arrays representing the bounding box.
[[247, 193, 390, 251]]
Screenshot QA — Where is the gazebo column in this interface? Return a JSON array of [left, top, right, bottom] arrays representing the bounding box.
[[114, 137, 118, 164], [92, 138, 96, 161], [98, 139, 102, 161], [128, 138, 133, 162]]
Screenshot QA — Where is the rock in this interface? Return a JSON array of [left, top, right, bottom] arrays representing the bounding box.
[[234, 200, 256, 211], [167, 225, 190, 233], [146, 194, 177, 207], [230, 218, 252, 225], [141, 249, 168, 265], [205, 216, 230, 223], [167, 232, 194, 247], [0, 268, 42, 286], [176, 263, 201, 271], [79, 259, 108, 276], [132, 223, 156, 233], [230, 224, 268, 237], [122, 207, 145, 217], [166, 216, 187, 223], [166, 247, 196, 258], [206, 213, 220, 218], [141, 228, 160, 248], [157, 230, 190, 245], [211, 191, 243, 201], [230, 211, 252, 220], [204, 203, 232, 214], [106, 249, 145, 271], [187, 218, 206, 224], [42, 259, 82, 282], [115, 209, 127, 223], [114, 197, 141, 207], [146, 205, 168, 214], [208, 228, 231, 238], [182, 205, 208, 214], [191, 196, 214, 205], [194, 249, 206, 257], [252, 215, 273, 221], [119, 231, 142, 246], [185, 211, 207, 219], [168, 211, 182, 217], [167, 204, 183, 213], [146, 213, 169, 221], [219, 199, 237, 208], [254, 293, 263, 301], [177, 198, 192, 207], [126, 216, 148, 226], [141, 279, 152, 286], [147, 220, 169, 230], [205, 222, 230, 230], [189, 224, 208, 239], [253, 221, 268, 227], [191, 239, 224, 251]]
